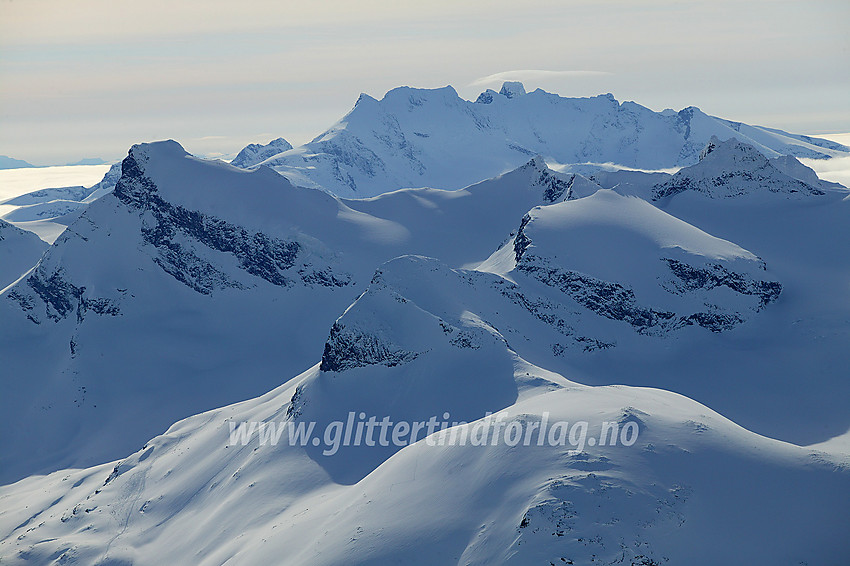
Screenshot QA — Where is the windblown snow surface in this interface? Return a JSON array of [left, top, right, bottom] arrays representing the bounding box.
[[1, 85, 849, 565]]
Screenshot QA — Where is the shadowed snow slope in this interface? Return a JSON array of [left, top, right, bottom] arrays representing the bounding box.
[[262, 83, 849, 197], [0, 141, 368, 483]]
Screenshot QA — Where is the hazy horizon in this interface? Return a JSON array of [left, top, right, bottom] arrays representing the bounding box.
[[2, 0, 848, 165]]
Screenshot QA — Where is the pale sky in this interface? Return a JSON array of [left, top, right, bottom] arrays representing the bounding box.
[[1, 0, 848, 165]]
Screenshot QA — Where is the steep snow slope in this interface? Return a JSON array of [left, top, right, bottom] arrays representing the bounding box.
[[261, 83, 849, 197], [1, 128, 849, 563], [230, 137, 293, 169], [0, 142, 374, 483], [0, 220, 47, 290], [1, 255, 847, 565], [358, 180, 850, 448], [644, 182, 850, 443], [0, 144, 367, 481], [771, 153, 846, 192]]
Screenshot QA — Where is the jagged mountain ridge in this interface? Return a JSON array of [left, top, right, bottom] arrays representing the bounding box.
[[576, 139, 845, 202], [0, 141, 376, 483], [255, 82, 849, 197], [2, 136, 848, 485]]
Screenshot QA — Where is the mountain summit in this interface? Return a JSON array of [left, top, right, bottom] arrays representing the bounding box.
[[653, 136, 827, 200]]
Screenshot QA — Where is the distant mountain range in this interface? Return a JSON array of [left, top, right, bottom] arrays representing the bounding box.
[[0, 155, 35, 169], [0, 155, 108, 169], [234, 81, 849, 198], [64, 157, 108, 166]]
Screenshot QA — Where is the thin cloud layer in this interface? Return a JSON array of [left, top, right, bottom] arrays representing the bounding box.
[[470, 70, 613, 88]]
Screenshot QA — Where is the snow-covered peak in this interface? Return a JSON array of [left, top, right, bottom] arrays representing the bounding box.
[[654, 137, 827, 200], [113, 140, 343, 234], [499, 80, 526, 98], [4, 354, 848, 564], [119, 139, 188, 178], [265, 85, 849, 198], [382, 84, 461, 102], [230, 137, 293, 169], [481, 189, 781, 337], [517, 189, 761, 265]]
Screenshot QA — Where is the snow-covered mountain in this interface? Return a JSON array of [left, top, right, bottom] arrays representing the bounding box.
[[230, 137, 293, 169], [257, 82, 849, 197], [574, 137, 846, 203], [0, 143, 599, 483], [0, 142, 366, 483], [1, 254, 847, 565], [653, 136, 830, 200], [482, 189, 781, 337], [2, 134, 847, 484], [2, 95, 850, 564]]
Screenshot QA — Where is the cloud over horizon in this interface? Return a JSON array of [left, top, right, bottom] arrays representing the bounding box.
[[470, 70, 613, 89]]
